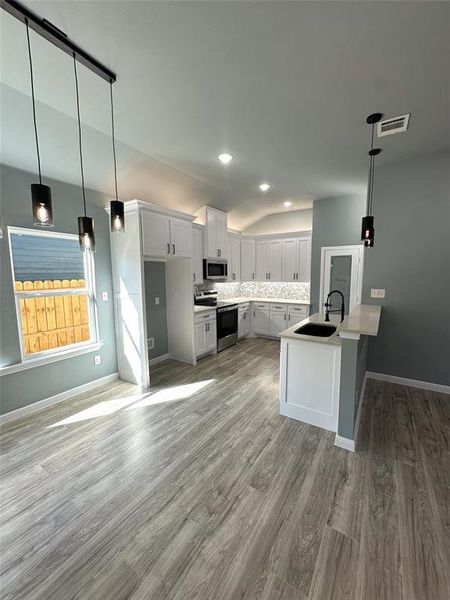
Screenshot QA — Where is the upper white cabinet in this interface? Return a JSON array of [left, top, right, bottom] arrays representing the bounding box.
[[227, 234, 241, 282], [240, 238, 255, 281], [195, 206, 228, 259], [255, 240, 283, 281], [192, 226, 203, 284], [142, 210, 192, 258], [298, 237, 311, 282], [282, 237, 311, 282]]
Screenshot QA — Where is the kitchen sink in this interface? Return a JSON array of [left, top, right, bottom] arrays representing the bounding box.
[[294, 323, 337, 337]]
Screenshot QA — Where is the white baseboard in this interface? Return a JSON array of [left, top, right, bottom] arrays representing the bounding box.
[[335, 435, 355, 453], [367, 371, 450, 395], [0, 372, 119, 425], [149, 353, 170, 366]]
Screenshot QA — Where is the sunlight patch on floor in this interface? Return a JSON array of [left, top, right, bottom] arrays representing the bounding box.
[[47, 380, 215, 427]]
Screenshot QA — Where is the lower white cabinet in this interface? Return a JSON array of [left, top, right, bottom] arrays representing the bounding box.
[[238, 304, 251, 338], [252, 303, 270, 336], [269, 307, 288, 337], [194, 311, 216, 357]]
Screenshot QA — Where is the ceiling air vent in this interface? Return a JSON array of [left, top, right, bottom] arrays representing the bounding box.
[[377, 113, 410, 137]]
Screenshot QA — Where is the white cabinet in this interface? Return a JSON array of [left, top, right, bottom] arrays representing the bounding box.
[[241, 238, 255, 281], [286, 304, 309, 325], [255, 240, 282, 281], [200, 206, 228, 259], [194, 311, 216, 357], [268, 304, 288, 337], [268, 240, 282, 281], [282, 237, 311, 282], [298, 238, 311, 282], [252, 303, 270, 336], [142, 210, 192, 258], [170, 218, 192, 257], [227, 235, 241, 282], [192, 226, 203, 284], [238, 303, 251, 338]]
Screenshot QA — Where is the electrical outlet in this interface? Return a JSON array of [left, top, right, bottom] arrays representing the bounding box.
[[371, 288, 386, 299], [155, 297, 160, 305], [102, 291, 109, 301], [147, 337, 155, 350], [94, 354, 101, 366]]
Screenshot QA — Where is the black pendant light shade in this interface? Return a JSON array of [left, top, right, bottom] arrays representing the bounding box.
[[110, 200, 125, 232], [26, 20, 54, 227], [32, 183, 53, 227], [361, 114, 382, 248], [78, 216, 95, 252], [108, 80, 124, 232]]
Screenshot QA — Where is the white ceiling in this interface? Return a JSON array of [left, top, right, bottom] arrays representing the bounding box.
[[1, 1, 449, 230]]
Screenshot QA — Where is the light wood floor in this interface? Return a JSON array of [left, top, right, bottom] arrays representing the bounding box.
[[1, 338, 449, 600]]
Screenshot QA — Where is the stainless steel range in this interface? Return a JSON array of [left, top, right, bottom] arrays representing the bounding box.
[[216, 301, 238, 352]]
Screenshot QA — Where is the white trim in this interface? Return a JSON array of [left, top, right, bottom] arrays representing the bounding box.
[[0, 372, 119, 424], [149, 353, 170, 366], [0, 342, 103, 376], [334, 435, 355, 452], [367, 371, 450, 395]]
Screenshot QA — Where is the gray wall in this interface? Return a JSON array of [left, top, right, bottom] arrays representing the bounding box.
[[310, 194, 366, 313], [338, 336, 368, 441], [362, 151, 450, 386], [0, 164, 117, 415], [144, 261, 168, 360]]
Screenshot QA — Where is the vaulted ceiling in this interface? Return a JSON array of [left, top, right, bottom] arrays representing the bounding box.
[[1, 1, 449, 230]]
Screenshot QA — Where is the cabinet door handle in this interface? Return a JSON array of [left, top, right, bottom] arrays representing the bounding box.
[[167, 242, 170, 254], [253, 310, 255, 318], [252, 273, 255, 280], [172, 244, 176, 254], [193, 273, 196, 282]]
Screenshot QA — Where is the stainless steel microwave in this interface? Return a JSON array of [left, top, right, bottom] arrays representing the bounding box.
[[203, 258, 228, 281]]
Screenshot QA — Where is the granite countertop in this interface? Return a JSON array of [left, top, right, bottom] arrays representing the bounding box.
[[278, 304, 382, 344], [194, 297, 310, 313]]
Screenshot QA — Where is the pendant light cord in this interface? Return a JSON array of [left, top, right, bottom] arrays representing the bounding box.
[[25, 20, 42, 185], [366, 123, 375, 216], [73, 53, 87, 216], [110, 81, 119, 202]]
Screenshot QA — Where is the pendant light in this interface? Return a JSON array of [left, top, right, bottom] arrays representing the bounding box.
[[109, 80, 125, 232], [361, 113, 382, 247], [73, 53, 95, 252], [25, 20, 53, 227]]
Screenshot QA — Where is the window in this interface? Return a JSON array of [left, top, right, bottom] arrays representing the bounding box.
[[8, 227, 98, 360]]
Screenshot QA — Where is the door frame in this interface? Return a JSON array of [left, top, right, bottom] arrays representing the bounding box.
[[319, 245, 364, 314]]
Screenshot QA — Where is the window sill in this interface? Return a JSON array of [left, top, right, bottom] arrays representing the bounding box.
[[0, 342, 103, 376]]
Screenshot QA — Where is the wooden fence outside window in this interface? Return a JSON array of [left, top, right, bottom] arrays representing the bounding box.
[[15, 279, 91, 355]]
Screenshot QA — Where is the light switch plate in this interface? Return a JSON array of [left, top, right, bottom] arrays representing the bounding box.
[[94, 355, 101, 365], [102, 291, 109, 301], [371, 288, 386, 299], [155, 297, 160, 305], [147, 337, 155, 349]]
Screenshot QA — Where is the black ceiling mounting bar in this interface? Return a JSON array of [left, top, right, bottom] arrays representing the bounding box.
[[1, 0, 116, 83]]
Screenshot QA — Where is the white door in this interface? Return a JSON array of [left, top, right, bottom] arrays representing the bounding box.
[[231, 237, 241, 281], [243, 311, 251, 336], [215, 211, 228, 259], [241, 239, 255, 281], [170, 218, 192, 258], [253, 307, 270, 335], [282, 239, 299, 282], [192, 227, 203, 284], [205, 320, 217, 352], [195, 322, 207, 356], [320, 245, 364, 315], [206, 209, 218, 258], [269, 311, 287, 337], [141, 211, 170, 257], [268, 240, 282, 281], [255, 241, 268, 281], [298, 238, 311, 282]]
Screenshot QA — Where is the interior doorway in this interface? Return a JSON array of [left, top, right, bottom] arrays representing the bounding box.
[[319, 245, 364, 315]]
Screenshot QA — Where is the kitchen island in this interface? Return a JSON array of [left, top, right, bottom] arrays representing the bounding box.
[[278, 304, 381, 451]]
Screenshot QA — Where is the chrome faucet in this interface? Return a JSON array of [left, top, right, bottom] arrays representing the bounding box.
[[324, 290, 345, 323]]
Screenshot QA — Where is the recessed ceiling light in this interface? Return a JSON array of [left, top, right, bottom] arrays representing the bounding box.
[[283, 201, 292, 207], [218, 153, 233, 165], [259, 182, 270, 192]]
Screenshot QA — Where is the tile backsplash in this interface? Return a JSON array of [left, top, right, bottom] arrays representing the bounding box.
[[195, 280, 310, 302]]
